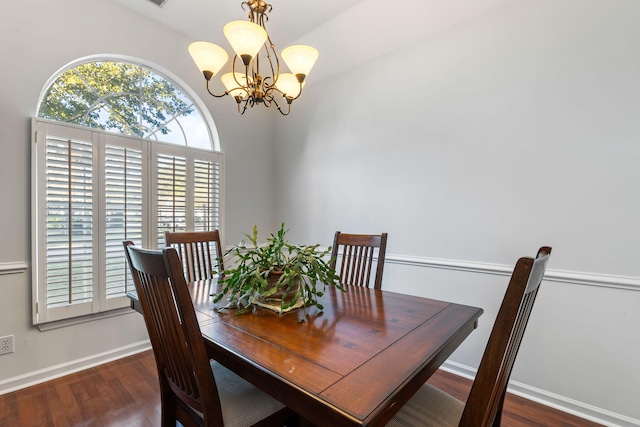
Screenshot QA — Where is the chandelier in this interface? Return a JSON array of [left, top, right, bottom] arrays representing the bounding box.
[[188, 0, 319, 116]]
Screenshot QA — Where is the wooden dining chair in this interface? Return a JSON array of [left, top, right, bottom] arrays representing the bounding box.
[[387, 246, 552, 427], [123, 241, 292, 427], [165, 230, 224, 282], [329, 231, 388, 290]]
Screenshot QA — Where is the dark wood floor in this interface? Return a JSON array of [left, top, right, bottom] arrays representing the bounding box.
[[426, 370, 602, 427], [0, 350, 602, 427]]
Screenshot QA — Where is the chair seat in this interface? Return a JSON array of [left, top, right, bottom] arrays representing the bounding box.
[[387, 383, 464, 427], [213, 361, 286, 427]]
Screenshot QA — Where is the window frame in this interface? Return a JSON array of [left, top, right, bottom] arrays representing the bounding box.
[[31, 117, 224, 325], [37, 56, 221, 151]]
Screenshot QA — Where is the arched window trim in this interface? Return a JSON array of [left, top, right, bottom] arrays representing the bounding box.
[[36, 54, 222, 152]]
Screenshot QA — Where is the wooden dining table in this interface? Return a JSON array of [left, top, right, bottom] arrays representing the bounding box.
[[128, 280, 483, 427]]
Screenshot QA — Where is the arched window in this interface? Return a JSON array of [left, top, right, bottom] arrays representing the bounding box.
[[38, 60, 215, 149], [32, 58, 224, 325]]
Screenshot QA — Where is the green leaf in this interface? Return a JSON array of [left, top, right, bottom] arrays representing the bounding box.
[[211, 223, 342, 314]]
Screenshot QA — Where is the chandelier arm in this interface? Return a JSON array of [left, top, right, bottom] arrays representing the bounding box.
[[229, 56, 253, 104], [269, 86, 286, 98], [240, 60, 252, 92], [269, 81, 303, 102], [266, 40, 280, 87], [290, 81, 304, 101], [230, 55, 242, 87], [255, 4, 279, 89], [263, 92, 275, 107], [254, 47, 260, 78], [239, 97, 251, 115], [273, 97, 291, 116], [205, 79, 228, 98]]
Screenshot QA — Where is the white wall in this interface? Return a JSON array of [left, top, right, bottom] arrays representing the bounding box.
[[2, 0, 640, 425], [0, 0, 275, 389], [274, 0, 640, 425]]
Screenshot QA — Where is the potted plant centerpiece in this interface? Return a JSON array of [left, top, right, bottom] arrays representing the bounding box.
[[213, 223, 342, 314]]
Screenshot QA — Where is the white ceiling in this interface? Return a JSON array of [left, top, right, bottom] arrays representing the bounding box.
[[113, 0, 515, 81]]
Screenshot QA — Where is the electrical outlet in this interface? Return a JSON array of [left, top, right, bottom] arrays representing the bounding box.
[[0, 335, 14, 355]]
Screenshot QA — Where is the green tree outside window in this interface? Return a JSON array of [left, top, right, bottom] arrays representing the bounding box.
[[39, 61, 205, 145]]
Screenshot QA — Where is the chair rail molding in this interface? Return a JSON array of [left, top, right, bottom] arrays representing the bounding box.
[[0, 262, 28, 275], [385, 254, 640, 292]]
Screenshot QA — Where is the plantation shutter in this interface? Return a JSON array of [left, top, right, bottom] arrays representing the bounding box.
[[33, 118, 224, 325], [102, 139, 146, 310], [155, 149, 188, 248], [152, 144, 224, 247], [194, 158, 221, 231], [34, 123, 98, 322]]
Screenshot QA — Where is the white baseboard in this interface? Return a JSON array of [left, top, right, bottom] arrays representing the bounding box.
[[441, 361, 640, 427], [0, 340, 151, 395]]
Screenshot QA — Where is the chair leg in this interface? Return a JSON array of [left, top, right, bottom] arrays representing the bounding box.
[[492, 393, 506, 427], [160, 395, 176, 427], [251, 407, 296, 427], [284, 413, 314, 427], [174, 398, 205, 427]]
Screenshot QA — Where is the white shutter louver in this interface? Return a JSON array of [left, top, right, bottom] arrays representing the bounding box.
[[194, 159, 220, 231], [45, 137, 94, 309], [156, 154, 187, 247], [104, 145, 143, 299]]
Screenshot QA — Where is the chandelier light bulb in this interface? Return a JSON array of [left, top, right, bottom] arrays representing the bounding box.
[[188, 41, 229, 79], [281, 45, 319, 81], [221, 72, 252, 96], [224, 21, 268, 65], [275, 73, 304, 99]]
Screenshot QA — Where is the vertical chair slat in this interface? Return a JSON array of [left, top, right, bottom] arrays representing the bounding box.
[[330, 231, 388, 290], [165, 230, 223, 283]]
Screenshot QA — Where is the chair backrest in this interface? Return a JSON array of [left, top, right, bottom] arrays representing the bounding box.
[[459, 246, 552, 427], [329, 231, 388, 290], [165, 230, 223, 282], [123, 241, 225, 426]]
